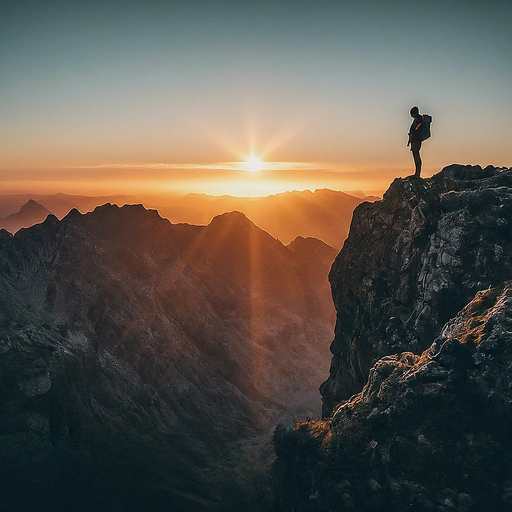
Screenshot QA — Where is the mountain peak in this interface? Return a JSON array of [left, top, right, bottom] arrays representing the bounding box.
[[287, 235, 334, 254], [0, 199, 53, 233], [207, 210, 257, 232], [18, 199, 51, 216], [209, 210, 250, 224]]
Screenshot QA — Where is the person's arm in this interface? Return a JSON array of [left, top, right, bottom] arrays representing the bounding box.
[[408, 121, 415, 145], [408, 119, 422, 145]]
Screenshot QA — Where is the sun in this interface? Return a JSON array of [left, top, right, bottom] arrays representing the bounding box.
[[244, 155, 264, 172]]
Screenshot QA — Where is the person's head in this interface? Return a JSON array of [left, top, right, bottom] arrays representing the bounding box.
[[410, 106, 420, 118]]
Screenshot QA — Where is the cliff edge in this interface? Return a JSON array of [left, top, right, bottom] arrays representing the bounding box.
[[322, 164, 512, 414], [275, 164, 512, 511]]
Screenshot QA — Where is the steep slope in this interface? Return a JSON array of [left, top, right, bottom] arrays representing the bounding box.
[[287, 237, 337, 325], [274, 164, 512, 511], [322, 164, 512, 413], [275, 282, 512, 511], [0, 204, 334, 511], [0, 199, 52, 233]]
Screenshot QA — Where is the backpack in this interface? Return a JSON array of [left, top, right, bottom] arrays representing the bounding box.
[[419, 114, 432, 141]]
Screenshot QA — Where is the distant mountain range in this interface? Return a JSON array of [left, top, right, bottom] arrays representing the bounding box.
[[0, 189, 378, 248], [0, 193, 134, 234], [154, 189, 379, 248], [0, 204, 336, 511], [0, 192, 134, 219], [0, 199, 52, 233]]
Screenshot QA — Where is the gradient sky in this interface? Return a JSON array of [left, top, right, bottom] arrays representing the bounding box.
[[1, 0, 511, 196]]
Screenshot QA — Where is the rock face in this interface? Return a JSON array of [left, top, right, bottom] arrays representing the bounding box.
[[322, 164, 512, 414], [0, 205, 334, 511], [275, 282, 512, 511], [274, 164, 512, 511]]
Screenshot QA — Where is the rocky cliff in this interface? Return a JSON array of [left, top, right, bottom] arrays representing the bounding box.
[[0, 205, 334, 511], [274, 164, 512, 511], [275, 282, 512, 511], [322, 164, 512, 414]]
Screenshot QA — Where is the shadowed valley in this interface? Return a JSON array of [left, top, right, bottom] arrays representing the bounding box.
[[0, 203, 336, 511]]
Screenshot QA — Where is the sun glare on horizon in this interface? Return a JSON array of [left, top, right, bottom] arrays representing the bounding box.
[[244, 155, 264, 172]]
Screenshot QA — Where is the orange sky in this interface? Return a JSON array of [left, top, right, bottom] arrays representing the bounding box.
[[1, 2, 510, 199], [0, 161, 441, 198]]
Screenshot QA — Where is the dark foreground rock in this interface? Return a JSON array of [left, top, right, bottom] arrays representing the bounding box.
[[274, 164, 512, 511], [274, 282, 512, 511], [322, 164, 512, 413], [0, 205, 335, 511]]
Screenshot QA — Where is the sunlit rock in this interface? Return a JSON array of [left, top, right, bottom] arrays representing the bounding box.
[[275, 282, 512, 511], [322, 164, 512, 414], [275, 164, 512, 511]]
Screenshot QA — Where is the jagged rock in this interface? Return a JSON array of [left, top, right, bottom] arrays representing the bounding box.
[[275, 164, 512, 511], [274, 282, 512, 511], [0, 204, 334, 511], [322, 164, 512, 414]]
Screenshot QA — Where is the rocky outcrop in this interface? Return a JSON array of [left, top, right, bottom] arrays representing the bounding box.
[[274, 164, 512, 511], [322, 164, 512, 414], [0, 204, 334, 511], [275, 282, 512, 511]]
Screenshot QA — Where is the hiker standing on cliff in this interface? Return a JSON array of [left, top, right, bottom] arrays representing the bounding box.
[[407, 106, 432, 177]]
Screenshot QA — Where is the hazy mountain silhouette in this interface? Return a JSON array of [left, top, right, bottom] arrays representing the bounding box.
[[0, 193, 135, 220], [0, 189, 377, 247], [0, 199, 52, 233], [153, 189, 378, 248], [0, 204, 334, 511]]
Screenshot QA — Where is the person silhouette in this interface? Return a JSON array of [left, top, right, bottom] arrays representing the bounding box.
[[407, 106, 423, 177]]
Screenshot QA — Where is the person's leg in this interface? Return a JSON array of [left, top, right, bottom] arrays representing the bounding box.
[[411, 142, 422, 177]]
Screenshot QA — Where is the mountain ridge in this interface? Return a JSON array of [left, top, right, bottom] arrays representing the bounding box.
[[0, 201, 335, 511], [0, 188, 377, 247]]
